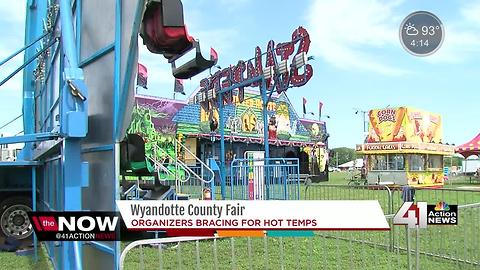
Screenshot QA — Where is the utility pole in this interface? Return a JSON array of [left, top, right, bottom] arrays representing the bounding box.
[[354, 108, 368, 138], [336, 152, 338, 168], [362, 111, 367, 134]]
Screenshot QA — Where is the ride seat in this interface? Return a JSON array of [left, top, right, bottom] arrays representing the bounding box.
[[140, 0, 194, 59], [120, 134, 155, 175], [139, 0, 218, 79]]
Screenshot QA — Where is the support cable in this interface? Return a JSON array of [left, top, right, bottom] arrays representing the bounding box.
[[0, 114, 22, 130], [0, 38, 58, 87], [0, 31, 50, 67]]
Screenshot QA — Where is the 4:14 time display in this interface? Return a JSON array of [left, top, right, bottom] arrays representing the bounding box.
[[410, 39, 429, 47]]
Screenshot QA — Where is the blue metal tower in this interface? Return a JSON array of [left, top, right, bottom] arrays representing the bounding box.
[[0, 0, 216, 268]]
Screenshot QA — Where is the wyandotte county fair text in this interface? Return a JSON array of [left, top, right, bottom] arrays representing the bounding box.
[[116, 200, 390, 230]]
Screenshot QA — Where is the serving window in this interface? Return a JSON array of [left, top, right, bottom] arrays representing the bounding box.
[[371, 155, 387, 171], [408, 154, 426, 171], [427, 155, 443, 170], [368, 153, 444, 172], [406, 154, 443, 171], [370, 154, 405, 171], [388, 154, 405, 170]]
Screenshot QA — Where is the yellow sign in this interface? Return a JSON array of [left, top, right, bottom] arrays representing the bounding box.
[[231, 95, 276, 111], [404, 108, 442, 143], [200, 106, 219, 123], [367, 108, 406, 142], [241, 112, 257, 132], [366, 107, 442, 143], [356, 142, 454, 155], [184, 138, 197, 166], [407, 171, 444, 186]]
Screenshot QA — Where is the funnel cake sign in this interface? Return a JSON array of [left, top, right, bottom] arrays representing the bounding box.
[[196, 27, 313, 107]]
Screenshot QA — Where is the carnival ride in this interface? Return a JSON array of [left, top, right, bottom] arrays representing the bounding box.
[[0, 0, 317, 268]]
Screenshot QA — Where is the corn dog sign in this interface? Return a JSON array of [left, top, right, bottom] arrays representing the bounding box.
[[366, 107, 442, 144]]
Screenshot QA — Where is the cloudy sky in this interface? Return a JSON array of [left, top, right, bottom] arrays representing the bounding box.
[[1, 0, 480, 148]]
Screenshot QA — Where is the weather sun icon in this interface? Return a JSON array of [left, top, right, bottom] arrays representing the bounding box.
[[404, 22, 419, 36]]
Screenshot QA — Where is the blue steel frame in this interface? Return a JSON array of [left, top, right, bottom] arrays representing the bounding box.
[[0, 0, 311, 267], [209, 30, 313, 199], [217, 74, 281, 199], [21, 0, 48, 160], [0, 0, 147, 268], [113, 2, 147, 268], [0, 31, 50, 67], [229, 157, 301, 200], [58, 0, 85, 268], [216, 76, 264, 199]]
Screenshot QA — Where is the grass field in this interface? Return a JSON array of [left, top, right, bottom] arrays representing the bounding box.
[[1, 172, 479, 269], [0, 246, 52, 270], [308, 172, 480, 210], [122, 229, 480, 270], [120, 172, 480, 269], [323, 171, 480, 188]]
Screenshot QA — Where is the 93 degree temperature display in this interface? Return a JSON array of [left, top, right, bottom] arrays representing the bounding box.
[[399, 11, 444, 56]]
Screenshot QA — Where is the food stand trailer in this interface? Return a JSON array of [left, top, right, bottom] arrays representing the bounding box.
[[356, 107, 455, 187]]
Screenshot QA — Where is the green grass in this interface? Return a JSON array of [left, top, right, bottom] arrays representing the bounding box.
[[122, 235, 479, 270], [306, 172, 480, 210], [324, 171, 480, 187], [0, 246, 52, 270], [302, 172, 480, 269], [121, 171, 480, 270], [2, 172, 478, 269]]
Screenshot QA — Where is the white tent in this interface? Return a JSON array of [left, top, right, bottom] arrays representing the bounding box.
[[338, 158, 364, 170], [462, 156, 480, 173]]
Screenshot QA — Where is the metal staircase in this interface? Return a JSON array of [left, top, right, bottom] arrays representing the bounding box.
[[175, 138, 215, 199], [148, 144, 190, 182], [149, 139, 214, 200]]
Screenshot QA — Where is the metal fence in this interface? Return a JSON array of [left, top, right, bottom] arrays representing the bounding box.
[[229, 158, 300, 200], [174, 165, 215, 200], [401, 203, 480, 269], [304, 184, 394, 214], [304, 184, 480, 269], [120, 185, 480, 270]]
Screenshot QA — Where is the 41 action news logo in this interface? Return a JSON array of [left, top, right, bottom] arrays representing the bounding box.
[[28, 212, 119, 241], [393, 201, 457, 228]]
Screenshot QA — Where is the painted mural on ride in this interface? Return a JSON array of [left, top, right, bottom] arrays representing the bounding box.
[[127, 97, 187, 179]]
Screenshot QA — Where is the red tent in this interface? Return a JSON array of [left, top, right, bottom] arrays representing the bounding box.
[[455, 133, 480, 158]]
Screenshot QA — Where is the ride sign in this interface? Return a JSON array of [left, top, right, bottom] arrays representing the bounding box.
[[195, 26, 313, 108]]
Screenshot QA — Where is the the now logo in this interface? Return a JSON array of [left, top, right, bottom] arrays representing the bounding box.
[[28, 211, 120, 241], [393, 202, 427, 228], [59, 216, 118, 232]]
